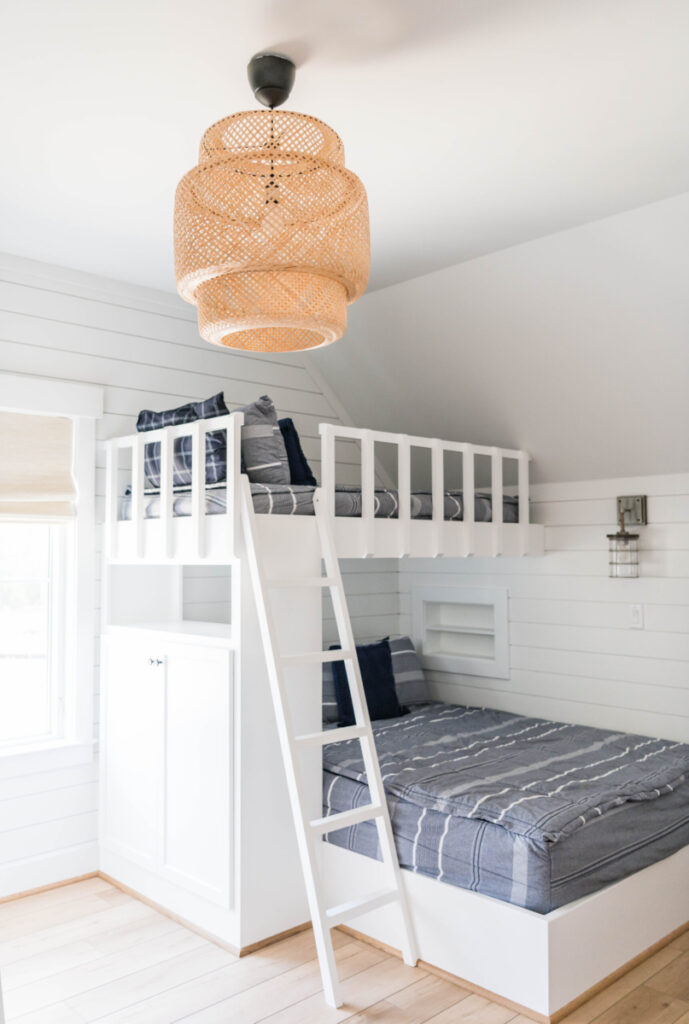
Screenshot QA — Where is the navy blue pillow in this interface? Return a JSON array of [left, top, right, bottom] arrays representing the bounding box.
[[279, 418, 317, 486], [331, 640, 403, 726]]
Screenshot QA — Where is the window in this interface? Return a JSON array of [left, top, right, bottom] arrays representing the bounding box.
[[0, 522, 68, 746], [0, 371, 103, 768]]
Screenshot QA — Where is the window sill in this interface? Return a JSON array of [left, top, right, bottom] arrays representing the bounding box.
[[0, 739, 96, 780]]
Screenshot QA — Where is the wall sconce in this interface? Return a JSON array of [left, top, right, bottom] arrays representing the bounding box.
[[607, 496, 647, 578]]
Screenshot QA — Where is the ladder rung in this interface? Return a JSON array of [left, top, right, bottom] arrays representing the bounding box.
[[295, 725, 366, 748], [267, 577, 337, 588], [310, 804, 383, 836], [282, 649, 354, 666], [325, 888, 399, 927]]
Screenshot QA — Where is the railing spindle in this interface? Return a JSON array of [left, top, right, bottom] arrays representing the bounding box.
[[463, 444, 475, 556], [361, 429, 375, 557], [319, 424, 336, 519], [431, 441, 444, 557], [227, 412, 243, 558], [397, 438, 411, 557], [105, 441, 118, 560], [518, 452, 530, 556], [131, 435, 145, 559], [491, 447, 503, 556], [190, 421, 205, 560], [160, 430, 173, 559]]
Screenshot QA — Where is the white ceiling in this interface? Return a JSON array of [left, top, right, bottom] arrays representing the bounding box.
[[2, 0, 689, 294]]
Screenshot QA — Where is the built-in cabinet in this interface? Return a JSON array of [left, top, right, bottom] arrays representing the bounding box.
[[100, 623, 235, 938], [100, 522, 324, 952]]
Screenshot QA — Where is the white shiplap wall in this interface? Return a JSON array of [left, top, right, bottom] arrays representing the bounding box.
[[0, 252, 396, 896], [400, 473, 689, 743]]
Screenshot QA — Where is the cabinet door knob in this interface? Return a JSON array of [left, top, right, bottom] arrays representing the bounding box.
[[149, 657, 163, 666]]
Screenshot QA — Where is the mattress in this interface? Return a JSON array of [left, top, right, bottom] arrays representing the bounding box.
[[120, 483, 519, 521], [322, 703, 689, 913]]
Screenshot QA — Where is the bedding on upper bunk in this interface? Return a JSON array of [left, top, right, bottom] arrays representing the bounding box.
[[119, 483, 519, 521], [322, 702, 689, 913]]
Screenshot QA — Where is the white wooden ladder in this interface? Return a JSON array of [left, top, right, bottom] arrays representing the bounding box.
[[240, 477, 418, 1007]]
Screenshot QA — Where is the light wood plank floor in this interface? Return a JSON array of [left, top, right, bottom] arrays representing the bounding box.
[[0, 879, 688, 1023]]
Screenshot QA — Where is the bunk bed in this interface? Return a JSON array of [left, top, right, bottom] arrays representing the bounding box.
[[100, 406, 689, 1023]]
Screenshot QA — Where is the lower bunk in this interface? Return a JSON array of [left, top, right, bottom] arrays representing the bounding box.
[[320, 701, 689, 1020]]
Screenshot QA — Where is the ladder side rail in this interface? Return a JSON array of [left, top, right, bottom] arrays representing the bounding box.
[[131, 434, 145, 559], [431, 440, 444, 558], [361, 429, 375, 556], [319, 423, 336, 518], [518, 451, 531, 556], [314, 492, 419, 968], [491, 446, 504, 556], [104, 440, 119, 560], [397, 438, 411, 557], [240, 479, 342, 1006], [463, 444, 475, 556]]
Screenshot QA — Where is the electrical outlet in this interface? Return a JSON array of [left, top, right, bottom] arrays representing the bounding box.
[[630, 604, 644, 629]]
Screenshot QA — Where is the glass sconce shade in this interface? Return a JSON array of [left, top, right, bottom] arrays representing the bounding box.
[[607, 531, 639, 578]]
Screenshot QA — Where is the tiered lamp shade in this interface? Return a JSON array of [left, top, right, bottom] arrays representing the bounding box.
[[174, 110, 370, 353]]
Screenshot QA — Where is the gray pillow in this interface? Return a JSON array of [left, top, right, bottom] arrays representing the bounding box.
[[323, 636, 429, 722], [388, 636, 430, 706], [237, 395, 290, 484]]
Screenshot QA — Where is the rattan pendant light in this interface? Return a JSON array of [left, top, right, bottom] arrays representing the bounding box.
[[174, 53, 370, 353]]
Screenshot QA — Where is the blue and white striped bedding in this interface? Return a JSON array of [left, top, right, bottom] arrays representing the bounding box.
[[120, 484, 519, 521], [322, 703, 689, 912]]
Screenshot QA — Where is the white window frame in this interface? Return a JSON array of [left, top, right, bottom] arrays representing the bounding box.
[[0, 373, 103, 777]]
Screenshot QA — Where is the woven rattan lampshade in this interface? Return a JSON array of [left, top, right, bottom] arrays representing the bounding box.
[[174, 109, 369, 353]]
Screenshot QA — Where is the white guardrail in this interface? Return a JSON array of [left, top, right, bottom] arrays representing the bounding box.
[[319, 423, 531, 558], [105, 412, 243, 561], [104, 415, 531, 561]]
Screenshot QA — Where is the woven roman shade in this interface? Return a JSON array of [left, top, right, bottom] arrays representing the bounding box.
[[0, 411, 76, 519]]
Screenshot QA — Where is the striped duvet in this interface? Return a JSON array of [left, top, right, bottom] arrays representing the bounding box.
[[322, 703, 689, 912]]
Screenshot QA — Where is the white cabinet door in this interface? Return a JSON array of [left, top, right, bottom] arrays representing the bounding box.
[[159, 644, 232, 909], [101, 637, 163, 869]]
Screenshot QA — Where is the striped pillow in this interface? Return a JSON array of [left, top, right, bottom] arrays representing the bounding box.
[[236, 396, 290, 485], [388, 636, 430, 706]]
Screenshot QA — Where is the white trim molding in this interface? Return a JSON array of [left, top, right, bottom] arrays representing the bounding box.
[[0, 371, 103, 419]]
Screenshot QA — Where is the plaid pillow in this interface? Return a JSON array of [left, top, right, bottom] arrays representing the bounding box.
[[136, 393, 230, 488]]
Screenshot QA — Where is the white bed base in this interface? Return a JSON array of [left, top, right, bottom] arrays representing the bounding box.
[[321, 841, 689, 1021], [104, 417, 544, 564]]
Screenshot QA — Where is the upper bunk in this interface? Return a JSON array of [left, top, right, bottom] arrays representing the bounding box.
[[104, 413, 545, 564]]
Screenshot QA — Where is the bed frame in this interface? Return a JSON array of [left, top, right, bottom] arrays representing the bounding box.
[[101, 413, 687, 1021], [322, 842, 689, 1021]]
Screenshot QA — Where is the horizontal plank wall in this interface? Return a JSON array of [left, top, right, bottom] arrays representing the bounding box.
[[399, 473, 689, 742], [182, 560, 401, 644], [0, 251, 385, 896]]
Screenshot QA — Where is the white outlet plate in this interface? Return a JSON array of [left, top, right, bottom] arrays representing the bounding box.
[[630, 604, 644, 629]]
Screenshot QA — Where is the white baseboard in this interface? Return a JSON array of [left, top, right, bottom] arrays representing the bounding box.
[[0, 842, 99, 900]]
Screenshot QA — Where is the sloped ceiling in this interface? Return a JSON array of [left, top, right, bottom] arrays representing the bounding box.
[[308, 193, 689, 483], [2, 0, 689, 293]]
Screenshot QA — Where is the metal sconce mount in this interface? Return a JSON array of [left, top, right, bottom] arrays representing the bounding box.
[[607, 495, 647, 578]]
